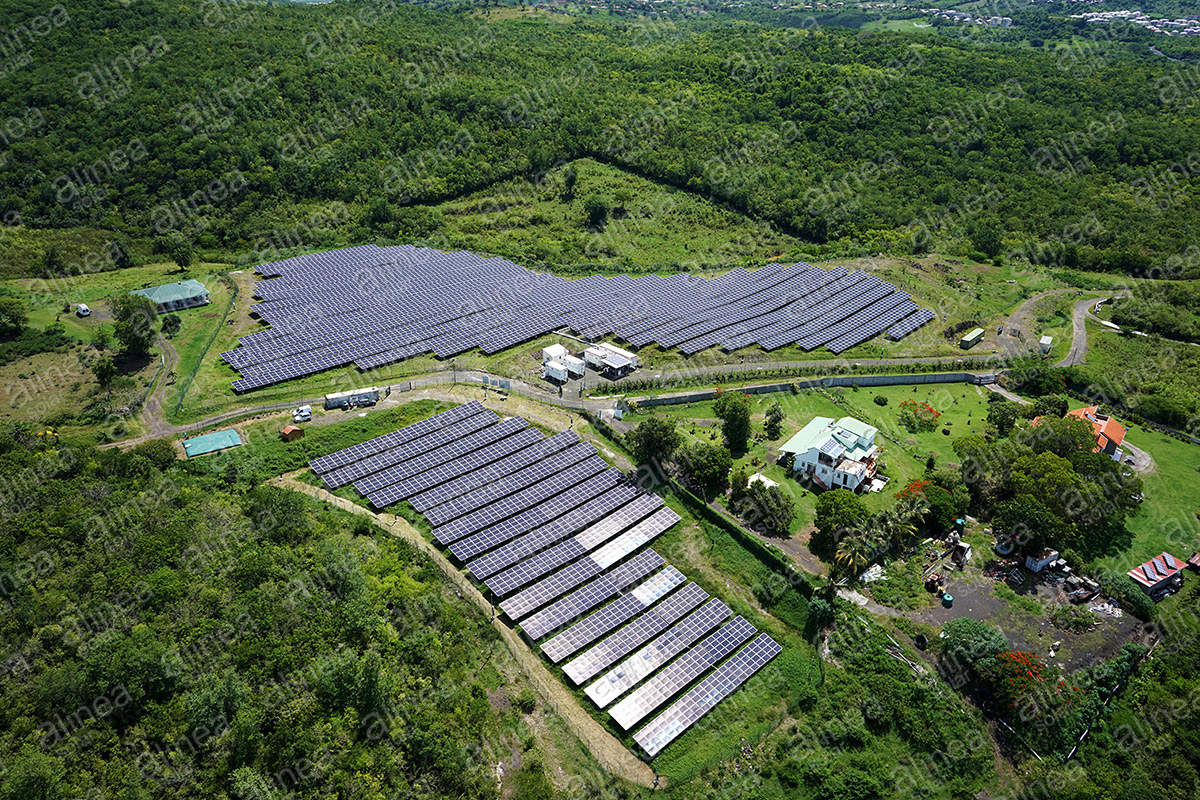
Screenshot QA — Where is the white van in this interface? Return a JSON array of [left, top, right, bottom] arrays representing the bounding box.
[[292, 405, 312, 423], [76, 304, 91, 317]]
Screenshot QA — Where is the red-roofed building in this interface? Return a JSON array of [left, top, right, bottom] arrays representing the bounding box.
[[1127, 552, 1185, 597], [1066, 406, 1126, 460], [280, 425, 304, 442]]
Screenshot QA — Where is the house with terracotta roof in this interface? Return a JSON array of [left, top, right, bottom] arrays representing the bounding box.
[[1066, 405, 1126, 460], [1128, 552, 1185, 597]]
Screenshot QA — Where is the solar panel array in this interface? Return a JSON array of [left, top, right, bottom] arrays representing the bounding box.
[[223, 244, 934, 390], [309, 404, 781, 758]]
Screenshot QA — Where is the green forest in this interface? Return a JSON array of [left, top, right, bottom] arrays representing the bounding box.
[[1, 0, 1199, 276]]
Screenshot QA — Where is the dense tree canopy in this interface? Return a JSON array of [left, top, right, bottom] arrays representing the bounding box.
[[1, 0, 1199, 275]]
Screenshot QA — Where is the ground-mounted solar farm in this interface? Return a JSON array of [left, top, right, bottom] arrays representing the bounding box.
[[308, 401, 782, 758], [220, 244, 935, 392]]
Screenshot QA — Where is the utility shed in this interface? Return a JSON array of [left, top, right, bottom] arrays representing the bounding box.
[[324, 386, 389, 409], [561, 354, 586, 377], [542, 344, 570, 362], [131, 279, 210, 313], [959, 328, 985, 349], [280, 425, 304, 442], [1039, 335, 1053, 354], [1128, 552, 1185, 596], [544, 361, 569, 382], [182, 428, 243, 458]]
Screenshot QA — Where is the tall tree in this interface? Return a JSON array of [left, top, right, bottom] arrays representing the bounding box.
[[713, 390, 752, 453], [812, 488, 868, 558], [0, 295, 27, 337], [626, 416, 680, 466], [677, 441, 731, 497], [764, 401, 785, 439], [109, 293, 159, 355]]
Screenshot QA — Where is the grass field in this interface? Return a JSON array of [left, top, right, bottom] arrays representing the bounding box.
[[628, 381, 991, 536], [1094, 426, 1200, 575], [418, 158, 803, 270]]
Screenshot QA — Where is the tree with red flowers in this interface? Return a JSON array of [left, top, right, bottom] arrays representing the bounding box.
[[897, 398, 941, 432]]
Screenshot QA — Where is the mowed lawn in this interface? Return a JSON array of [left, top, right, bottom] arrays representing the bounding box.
[[627, 381, 992, 534], [1095, 427, 1200, 573]]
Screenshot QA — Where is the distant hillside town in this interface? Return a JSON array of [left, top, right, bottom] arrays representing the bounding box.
[[1072, 9, 1200, 36]]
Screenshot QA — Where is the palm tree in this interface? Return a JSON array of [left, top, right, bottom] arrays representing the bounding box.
[[836, 531, 875, 576]]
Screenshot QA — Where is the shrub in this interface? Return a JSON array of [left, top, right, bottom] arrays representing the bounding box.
[[897, 399, 941, 433], [941, 618, 1007, 669], [808, 598, 833, 627], [513, 687, 536, 714], [873, 395, 888, 406], [1097, 573, 1155, 620]]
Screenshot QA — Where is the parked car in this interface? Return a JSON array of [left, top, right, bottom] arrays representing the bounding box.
[[76, 304, 91, 317], [292, 405, 312, 423]]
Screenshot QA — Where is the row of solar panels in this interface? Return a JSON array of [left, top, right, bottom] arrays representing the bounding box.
[[308, 402, 781, 758], [222, 245, 935, 390]]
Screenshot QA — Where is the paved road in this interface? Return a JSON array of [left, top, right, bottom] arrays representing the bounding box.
[[1058, 293, 1128, 367]]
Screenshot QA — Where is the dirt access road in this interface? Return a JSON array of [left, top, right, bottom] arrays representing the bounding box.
[[272, 471, 659, 789], [111, 286, 1096, 451]]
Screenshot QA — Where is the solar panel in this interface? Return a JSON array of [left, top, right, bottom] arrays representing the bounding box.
[[541, 567, 687, 663], [322, 408, 499, 489], [366, 420, 543, 508], [407, 430, 576, 513], [473, 490, 658, 589], [447, 469, 625, 561], [562, 582, 709, 685], [609, 617, 757, 730], [517, 550, 665, 640], [433, 453, 607, 545], [354, 414, 528, 496], [584, 597, 732, 708], [423, 441, 596, 526], [633, 633, 782, 757], [225, 247, 931, 391], [310, 401, 485, 475]]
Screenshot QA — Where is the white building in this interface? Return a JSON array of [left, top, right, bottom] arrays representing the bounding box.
[[542, 343, 570, 363], [780, 416, 880, 492], [583, 342, 640, 377]]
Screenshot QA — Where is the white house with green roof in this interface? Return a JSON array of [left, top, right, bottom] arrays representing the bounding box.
[[130, 279, 210, 314], [779, 415, 880, 493]]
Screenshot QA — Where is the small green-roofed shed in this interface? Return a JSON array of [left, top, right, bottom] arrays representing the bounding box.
[[182, 428, 242, 458], [130, 279, 210, 312]]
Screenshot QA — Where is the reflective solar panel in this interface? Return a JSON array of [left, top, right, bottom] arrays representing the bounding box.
[[541, 567, 687, 663], [633, 633, 782, 757], [562, 582, 708, 685], [518, 550, 665, 640], [609, 616, 757, 730], [584, 597, 732, 708], [474, 489, 656, 589]]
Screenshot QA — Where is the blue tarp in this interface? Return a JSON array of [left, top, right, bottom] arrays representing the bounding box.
[[183, 428, 243, 457]]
